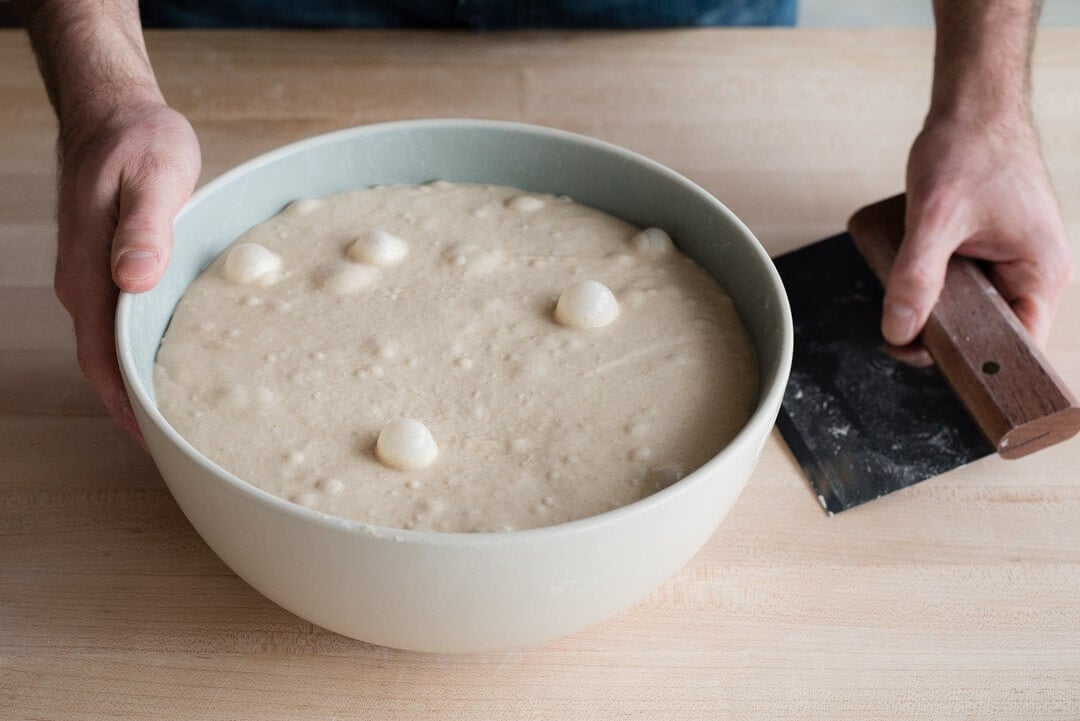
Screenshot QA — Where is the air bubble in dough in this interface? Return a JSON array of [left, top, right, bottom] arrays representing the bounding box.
[[555, 280, 620, 329], [631, 227, 674, 258], [348, 230, 409, 266], [223, 243, 282, 286], [316, 263, 380, 296], [376, 417, 438, 470]]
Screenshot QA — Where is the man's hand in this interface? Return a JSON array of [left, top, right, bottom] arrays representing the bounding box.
[[885, 112, 1071, 348], [54, 102, 200, 441], [883, 0, 1072, 349], [18, 0, 200, 442]]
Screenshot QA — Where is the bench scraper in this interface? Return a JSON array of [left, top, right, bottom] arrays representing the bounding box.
[[774, 194, 1080, 514]]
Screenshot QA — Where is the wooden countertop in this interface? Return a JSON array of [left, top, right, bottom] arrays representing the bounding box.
[[2, 29, 1079, 720]]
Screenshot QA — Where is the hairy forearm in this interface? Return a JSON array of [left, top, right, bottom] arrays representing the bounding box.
[[930, 0, 1042, 122], [16, 0, 163, 141]]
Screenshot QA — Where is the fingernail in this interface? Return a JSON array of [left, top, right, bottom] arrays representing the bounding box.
[[882, 301, 918, 344], [116, 249, 159, 282]]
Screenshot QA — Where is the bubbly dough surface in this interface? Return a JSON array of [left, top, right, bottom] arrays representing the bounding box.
[[154, 182, 758, 532]]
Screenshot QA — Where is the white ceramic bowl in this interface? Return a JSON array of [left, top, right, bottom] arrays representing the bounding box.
[[117, 119, 792, 653]]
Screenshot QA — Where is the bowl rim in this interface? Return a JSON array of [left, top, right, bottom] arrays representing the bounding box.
[[116, 118, 793, 547]]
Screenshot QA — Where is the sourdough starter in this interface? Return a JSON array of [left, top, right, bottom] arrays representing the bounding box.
[[154, 182, 758, 532]]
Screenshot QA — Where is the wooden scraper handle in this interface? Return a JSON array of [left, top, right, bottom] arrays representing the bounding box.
[[848, 193, 1080, 459]]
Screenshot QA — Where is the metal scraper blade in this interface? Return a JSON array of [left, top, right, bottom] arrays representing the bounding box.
[[773, 233, 994, 514]]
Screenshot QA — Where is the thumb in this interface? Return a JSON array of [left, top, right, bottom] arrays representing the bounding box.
[[110, 166, 192, 293], [881, 213, 959, 347]]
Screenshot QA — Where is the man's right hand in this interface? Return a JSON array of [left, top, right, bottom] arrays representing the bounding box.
[[54, 101, 200, 441]]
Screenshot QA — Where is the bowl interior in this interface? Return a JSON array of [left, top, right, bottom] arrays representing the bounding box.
[[119, 119, 791, 527]]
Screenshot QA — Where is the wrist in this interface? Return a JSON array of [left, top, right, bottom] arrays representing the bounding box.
[[23, 0, 165, 147], [922, 99, 1035, 142], [57, 79, 166, 132], [54, 24, 165, 142], [928, 0, 1038, 129], [57, 79, 167, 162], [928, 76, 1030, 128]]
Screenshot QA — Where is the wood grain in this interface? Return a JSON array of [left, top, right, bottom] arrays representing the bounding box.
[[2, 28, 1080, 721]]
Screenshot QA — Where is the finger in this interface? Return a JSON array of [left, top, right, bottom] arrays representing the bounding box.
[[56, 176, 148, 446], [110, 159, 195, 293], [882, 340, 934, 368], [69, 270, 147, 446], [984, 240, 1072, 349], [986, 261, 1059, 348], [1009, 296, 1052, 348], [881, 208, 962, 347]]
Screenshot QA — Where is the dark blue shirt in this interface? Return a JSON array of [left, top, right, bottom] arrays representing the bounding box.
[[141, 0, 796, 28]]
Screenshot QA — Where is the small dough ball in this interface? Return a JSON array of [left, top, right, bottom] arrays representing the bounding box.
[[555, 280, 620, 329], [631, 227, 674, 258], [223, 243, 282, 286], [286, 198, 322, 216], [507, 195, 545, 213], [348, 230, 409, 266], [376, 418, 438, 471]]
